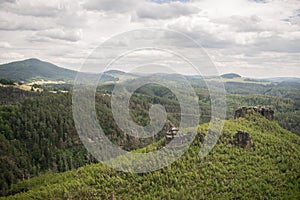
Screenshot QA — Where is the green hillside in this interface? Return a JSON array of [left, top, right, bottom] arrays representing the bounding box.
[[3, 115, 300, 199], [0, 82, 299, 198], [221, 73, 241, 79], [0, 58, 118, 83], [0, 58, 77, 82]]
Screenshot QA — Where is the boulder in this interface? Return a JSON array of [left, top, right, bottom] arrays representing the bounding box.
[[232, 130, 254, 149], [234, 106, 274, 120]]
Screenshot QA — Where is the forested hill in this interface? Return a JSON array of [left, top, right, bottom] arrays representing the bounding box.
[[1, 58, 300, 84], [0, 58, 117, 83], [0, 81, 299, 196], [3, 115, 300, 199], [0, 75, 299, 198], [221, 73, 241, 79], [0, 58, 77, 82]]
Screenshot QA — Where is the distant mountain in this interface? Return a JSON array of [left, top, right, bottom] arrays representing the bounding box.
[[1, 58, 299, 84], [0, 58, 78, 82], [104, 70, 126, 76], [0, 58, 120, 83], [261, 77, 300, 83], [221, 73, 241, 79]]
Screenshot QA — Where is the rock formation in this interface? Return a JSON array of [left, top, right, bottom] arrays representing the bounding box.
[[232, 130, 254, 149], [234, 106, 274, 120]]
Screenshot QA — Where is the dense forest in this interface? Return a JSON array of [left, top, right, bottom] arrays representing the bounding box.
[[0, 85, 182, 195], [0, 79, 299, 197], [0, 92, 92, 194], [3, 115, 300, 199]]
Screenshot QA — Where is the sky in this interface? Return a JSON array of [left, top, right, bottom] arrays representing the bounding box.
[[0, 0, 299, 77]]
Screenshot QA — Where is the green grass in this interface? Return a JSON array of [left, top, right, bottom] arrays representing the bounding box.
[[2, 116, 300, 200]]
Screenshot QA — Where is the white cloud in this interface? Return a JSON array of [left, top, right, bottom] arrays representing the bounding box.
[[0, 0, 15, 4], [2, 0, 63, 17], [0, 42, 11, 48], [135, 1, 199, 19], [0, 11, 53, 30], [0, 0, 299, 77], [83, 0, 140, 13], [0, 52, 24, 59], [35, 29, 82, 42]]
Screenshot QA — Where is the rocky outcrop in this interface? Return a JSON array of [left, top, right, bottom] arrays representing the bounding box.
[[232, 130, 254, 149], [234, 106, 274, 120]]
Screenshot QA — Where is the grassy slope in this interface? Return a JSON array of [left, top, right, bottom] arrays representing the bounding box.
[[3, 116, 300, 200]]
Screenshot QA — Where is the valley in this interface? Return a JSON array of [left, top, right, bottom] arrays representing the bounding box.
[[0, 59, 299, 199]]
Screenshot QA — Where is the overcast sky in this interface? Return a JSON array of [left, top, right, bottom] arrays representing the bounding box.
[[0, 0, 299, 77]]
